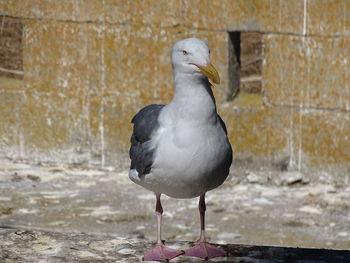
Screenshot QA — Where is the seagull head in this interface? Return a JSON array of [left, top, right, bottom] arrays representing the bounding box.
[[171, 38, 220, 84]]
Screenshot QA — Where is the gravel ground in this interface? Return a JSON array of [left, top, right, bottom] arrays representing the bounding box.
[[0, 157, 349, 253]]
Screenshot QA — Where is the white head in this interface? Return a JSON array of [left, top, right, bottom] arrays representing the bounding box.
[[171, 38, 220, 84]]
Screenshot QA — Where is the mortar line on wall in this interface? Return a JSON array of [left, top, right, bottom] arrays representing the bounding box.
[[297, 106, 303, 172], [261, 28, 273, 177], [346, 55, 350, 112], [343, 0, 347, 36], [297, 0, 308, 171], [267, 103, 350, 114], [18, 90, 27, 159], [279, 0, 282, 34], [100, 100, 105, 168], [260, 90, 350, 113], [86, 91, 92, 164], [2, 14, 349, 39], [80, 14, 92, 165], [302, 0, 308, 38], [288, 53, 297, 169], [99, 0, 106, 168], [0, 90, 24, 94]]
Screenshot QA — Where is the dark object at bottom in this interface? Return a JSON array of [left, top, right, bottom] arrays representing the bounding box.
[[223, 243, 350, 263]]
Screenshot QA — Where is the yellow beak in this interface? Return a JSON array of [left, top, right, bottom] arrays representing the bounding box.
[[195, 63, 220, 84]]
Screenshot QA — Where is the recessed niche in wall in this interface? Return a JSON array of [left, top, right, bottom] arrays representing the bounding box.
[[228, 31, 263, 101], [0, 16, 24, 79]]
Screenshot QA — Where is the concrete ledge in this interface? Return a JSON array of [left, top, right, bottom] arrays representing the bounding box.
[[1, 227, 349, 263]]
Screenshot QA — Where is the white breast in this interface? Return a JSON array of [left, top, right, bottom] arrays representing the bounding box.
[[137, 117, 231, 199]]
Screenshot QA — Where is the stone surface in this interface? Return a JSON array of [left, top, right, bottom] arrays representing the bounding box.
[[279, 171, 304, 185], [15, 20, 228, 159], [105, 0, 183, 27], [263, 34, 350, 111], [300, 110, 350, 166], [2, 0, 349, 36], [183, 0, 307, 34], [308, 0, 350, 36], [0, 158, 350, 252], [2, 0, 104, 22]]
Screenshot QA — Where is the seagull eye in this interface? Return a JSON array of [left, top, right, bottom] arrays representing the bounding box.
[[182, 50, 188, 56]]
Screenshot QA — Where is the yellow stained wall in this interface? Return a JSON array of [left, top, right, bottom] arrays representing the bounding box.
[[0, 0, 349, 174]]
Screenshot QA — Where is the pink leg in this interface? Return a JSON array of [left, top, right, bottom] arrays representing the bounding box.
[[143, 193, 184, 262], [185, 194, 227, 260]]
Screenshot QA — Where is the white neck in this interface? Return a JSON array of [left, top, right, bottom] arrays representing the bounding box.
[[167, 72, 217, 123]]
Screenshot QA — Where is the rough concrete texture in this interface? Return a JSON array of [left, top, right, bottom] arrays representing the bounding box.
[[0, 158, 350, 257], [1, 228, 350, 263], [0, 1, 349, 176]]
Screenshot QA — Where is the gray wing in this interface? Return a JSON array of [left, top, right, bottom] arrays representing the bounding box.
[[218, 114, 228, 135], [218, 114, 233, 168], [129, 104, 165, 176]]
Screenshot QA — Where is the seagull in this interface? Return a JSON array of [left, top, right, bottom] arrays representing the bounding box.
[[129, 38, 233, 262]]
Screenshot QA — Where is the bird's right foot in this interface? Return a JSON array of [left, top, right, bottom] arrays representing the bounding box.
[[185, 241, 227, 260], [143, 242, 184, 262]]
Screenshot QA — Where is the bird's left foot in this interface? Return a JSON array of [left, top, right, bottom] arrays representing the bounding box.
[[143, 242, 184, 262], [185, 241, 227, 260]]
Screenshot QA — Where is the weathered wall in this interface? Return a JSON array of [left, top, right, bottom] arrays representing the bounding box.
[[0, 1, 349, 177]]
